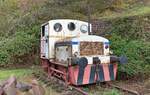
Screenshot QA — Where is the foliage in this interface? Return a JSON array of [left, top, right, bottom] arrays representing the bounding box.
[[110, 16, 150, 41], [106, 15, 150, 75], [0, 25, 40, 65], [110, 34, 150, 75], [103, 89, 121, 95], [92, 5, 150, 19]]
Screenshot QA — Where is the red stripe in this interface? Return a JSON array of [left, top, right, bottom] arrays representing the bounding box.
[[103, 64, 110, 81], [82, 65, 91, 84], [69, 66, 79, 85], [113, 64, 118, 79], [75, 66, 79, 84], [69, 67, 74, 84]]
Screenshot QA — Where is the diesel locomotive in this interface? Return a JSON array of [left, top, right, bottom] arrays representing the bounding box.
[[40, 19, 127, 86]]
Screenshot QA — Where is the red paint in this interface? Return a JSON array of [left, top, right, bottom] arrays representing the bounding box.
[[113, 64, 118, 79], [103, 64, 110, 81], [69, 66, 79, 85], [83, 65, 91, 84], [68, 67, 74, 84]]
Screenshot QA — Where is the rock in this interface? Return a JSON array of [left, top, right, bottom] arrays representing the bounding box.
[[4, 82, 17, 95], [3, 76, 17, 95], [0, 86, 5, 95], [3, 76, 17, 89], [31, 80, 45, 95], [16, 82, 32, 92], [0, 76, 46, 95]]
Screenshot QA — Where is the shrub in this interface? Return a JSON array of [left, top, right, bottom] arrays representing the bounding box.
[[0, 25, 39, 65], [110, 16, 150, 41], [110, 34, 150, 75]]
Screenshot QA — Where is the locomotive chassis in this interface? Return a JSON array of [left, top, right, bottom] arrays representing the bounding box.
[[41, 58, 118, 86]]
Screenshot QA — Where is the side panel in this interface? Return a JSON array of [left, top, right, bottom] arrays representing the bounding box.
[[41, 24, 49, 59], [48, 37, 60, 59]]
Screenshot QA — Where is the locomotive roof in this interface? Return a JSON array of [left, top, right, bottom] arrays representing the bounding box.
[[48, 19, 85, 23], [57, 35, 109, 43]]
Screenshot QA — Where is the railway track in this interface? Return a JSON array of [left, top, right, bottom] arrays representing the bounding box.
[[32, 71, 86, 95], [32, 70, 141, 95], [106, 82, 140, 95]]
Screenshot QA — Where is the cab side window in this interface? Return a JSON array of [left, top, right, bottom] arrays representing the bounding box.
[[42, 25, 45, 37]]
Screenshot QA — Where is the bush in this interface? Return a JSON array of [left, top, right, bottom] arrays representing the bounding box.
[[110, 16, 150, 41], [0, 25, 39, 65], [105, 16, 150, 76], [110, 34, 150, 75]]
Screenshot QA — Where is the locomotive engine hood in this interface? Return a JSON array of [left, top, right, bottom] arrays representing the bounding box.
[[55, 35, 127, 66], [55, 35, 110, 64]]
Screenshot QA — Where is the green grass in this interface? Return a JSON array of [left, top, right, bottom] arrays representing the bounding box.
[[103, 89, 121, 95], [0, 68, 32, 81], [93, 5, 150, 19], [88, 89, 122, 95]]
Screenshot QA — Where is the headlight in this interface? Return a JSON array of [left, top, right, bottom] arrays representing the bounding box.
[[80, 25, 88, 33], [73, 52, 79, 57], [68, 22, 76, 31], [54, 23, 62, 32]]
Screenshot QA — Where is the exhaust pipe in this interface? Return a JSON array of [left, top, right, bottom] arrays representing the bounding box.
[[110, 55, 128, 64]]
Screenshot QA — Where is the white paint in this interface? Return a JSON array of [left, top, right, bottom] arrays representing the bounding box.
[[41, 19, 91, 59], [71, 35, 109, 42], [40, 24, 49, 59], [55, 46, 71, 63]]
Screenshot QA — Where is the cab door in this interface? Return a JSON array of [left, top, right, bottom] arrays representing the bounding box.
[[41, 24, 49, 59]]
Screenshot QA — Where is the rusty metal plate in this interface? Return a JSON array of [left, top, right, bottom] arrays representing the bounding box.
[[80, 42, 103, 56]]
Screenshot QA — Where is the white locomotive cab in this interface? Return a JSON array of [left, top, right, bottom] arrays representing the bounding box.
[[40, 19, 92, 60]]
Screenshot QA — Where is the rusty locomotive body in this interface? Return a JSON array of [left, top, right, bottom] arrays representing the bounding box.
[[40, 19, 127, 86]]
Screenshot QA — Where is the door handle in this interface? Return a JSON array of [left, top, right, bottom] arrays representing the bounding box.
[[46, 39, 48, 43]]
